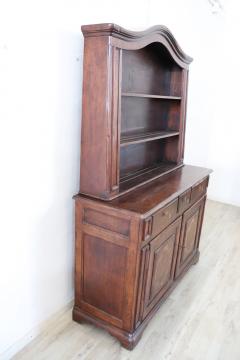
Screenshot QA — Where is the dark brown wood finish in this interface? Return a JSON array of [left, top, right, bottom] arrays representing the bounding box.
[[98, 165, 211, 214], [121, 44, 182, 96], [142, 217, 182, 319], [121, 97, 181, 136], [79, 23, 192, 200], [74, 23, 212, 350], [175, 195, 206, 278], [73, 166, 211, 349]]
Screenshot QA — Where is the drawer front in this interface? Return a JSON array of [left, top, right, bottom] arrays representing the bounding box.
[[142, 176, 209, 242], [151, 199, 178, 238], [178, 189, 191, 213], [191, 177, 208, 203]]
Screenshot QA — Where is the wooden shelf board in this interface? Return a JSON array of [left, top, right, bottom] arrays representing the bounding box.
[[122, 92, 182, 100], [120, 162, 181, 193], [121, 130, 180, 146]]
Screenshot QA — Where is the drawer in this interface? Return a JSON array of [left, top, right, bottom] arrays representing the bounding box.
[[191, 177, 208, 203], [151, 199, 178, 238], [178, 189, 191, 213]]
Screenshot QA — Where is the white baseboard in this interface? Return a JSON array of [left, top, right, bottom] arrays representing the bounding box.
[[0, 299, 74, 360]]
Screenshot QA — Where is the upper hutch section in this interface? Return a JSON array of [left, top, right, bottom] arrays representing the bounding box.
[[79, 23, 193, 200]]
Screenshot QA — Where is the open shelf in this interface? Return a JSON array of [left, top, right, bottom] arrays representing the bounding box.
[[122, 92, 181, 100], [119, 162, 182, 193], [120, 137, 179, 183], [121, 130, 180, 146], [79, 28, 189, 200], [118, 44, 183, 195], [122, 43, 183, 97], [121, 97, 180, 138]]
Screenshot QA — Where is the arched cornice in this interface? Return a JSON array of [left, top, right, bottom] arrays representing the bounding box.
[[81, 23, 193, 67]]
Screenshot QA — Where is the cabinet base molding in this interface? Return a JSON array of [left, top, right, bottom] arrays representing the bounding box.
[[73, 250, 200, 350], [73, 306, 140, 350]]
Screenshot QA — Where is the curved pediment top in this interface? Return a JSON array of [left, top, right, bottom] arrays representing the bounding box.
[[81, 23, 193, 66]]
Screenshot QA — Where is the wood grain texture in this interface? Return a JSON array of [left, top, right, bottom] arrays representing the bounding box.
[[73, 168, 210, 349], [175, 196, 206, 278], [121, 45, 182, 96], [120, 130, 180, 147], [82, 23, 193, 67], [79, 35, 111, 198], [77, 165, 212, 215], [83, 208, 130, 236], [122, 93, 182, 99], [74, 197, 141, 334], [74, 23, 212, 351], [82, 235, 127, 320], [142, 217, 182, 319], [79, 23, 193, 200], [120, 97, 181, 137]]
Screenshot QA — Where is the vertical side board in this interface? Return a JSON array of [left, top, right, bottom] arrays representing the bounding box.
[[74, 197, 142, 332], [80, 36, 120, 199], [178, 68, 189, 163]]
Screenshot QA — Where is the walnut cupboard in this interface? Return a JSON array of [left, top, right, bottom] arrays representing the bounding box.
[[73, 23, 212, 349]]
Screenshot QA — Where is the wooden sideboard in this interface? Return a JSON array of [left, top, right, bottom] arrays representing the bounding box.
[[73, 23, 212, 350], [73, 165, 211, 349]]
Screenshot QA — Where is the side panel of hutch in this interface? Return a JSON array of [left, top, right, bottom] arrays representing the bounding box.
[[80, 35, 121, 199]]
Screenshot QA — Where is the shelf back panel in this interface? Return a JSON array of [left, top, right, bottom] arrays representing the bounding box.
[[121, 97, 180, 137], [120, 137, 179, 180], [122, 43, 183, 96]]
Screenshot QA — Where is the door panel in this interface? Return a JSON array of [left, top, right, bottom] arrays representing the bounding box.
[[150, 236, 175, 299], [82, 234, 127, 319], [142, 217, 182, 319], [175, 195, 206, 278]]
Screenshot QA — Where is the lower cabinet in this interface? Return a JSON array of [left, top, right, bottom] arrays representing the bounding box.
[[73, 173, 210, 350]]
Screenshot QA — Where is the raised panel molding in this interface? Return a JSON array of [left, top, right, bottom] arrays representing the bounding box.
[[142, 217, 181, 319], [175, 196, 206, 278], [150, 234, 175, 299], [82, 234, 127, 321], [83, 208, 130, 236]]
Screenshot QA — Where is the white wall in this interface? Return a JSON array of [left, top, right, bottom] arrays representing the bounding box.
[[147, 0, 240, 207], [0, 0, 150, 357], [0, 0, 239, 357]]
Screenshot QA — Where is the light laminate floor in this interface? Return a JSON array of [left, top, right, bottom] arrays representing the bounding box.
[[13, 200, 240, 360]]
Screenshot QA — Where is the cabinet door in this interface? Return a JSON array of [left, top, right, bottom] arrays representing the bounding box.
[[175, 196, 206, 278], [142, 217, 182, 319]]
